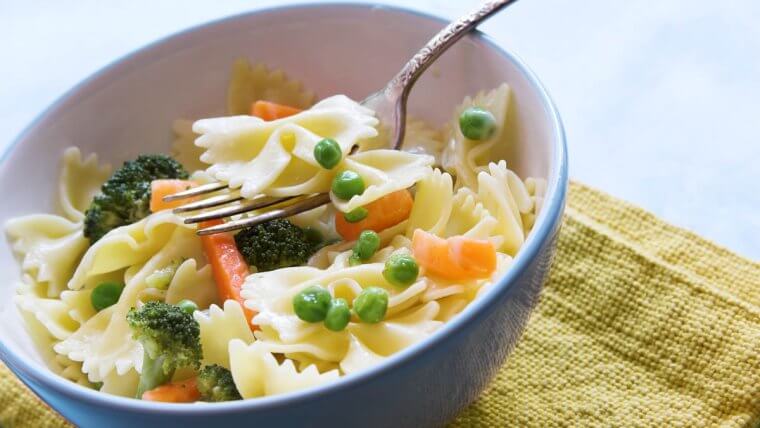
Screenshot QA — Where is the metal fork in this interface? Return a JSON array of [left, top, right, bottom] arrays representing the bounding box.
[[166, 0, 518, 235]]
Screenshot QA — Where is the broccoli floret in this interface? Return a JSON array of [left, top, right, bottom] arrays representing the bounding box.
[[197, 364, 242, 402], [127, 301, 201, 398], [234, 219, 317, 272], [83, 195, 126, 242], [84, 154, 188, 242]]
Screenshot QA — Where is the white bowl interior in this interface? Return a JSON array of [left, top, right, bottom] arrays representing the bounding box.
[[0, 5, 559, 376]]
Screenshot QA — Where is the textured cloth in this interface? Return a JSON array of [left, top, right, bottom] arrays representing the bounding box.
[[2, 182, 759, 427]]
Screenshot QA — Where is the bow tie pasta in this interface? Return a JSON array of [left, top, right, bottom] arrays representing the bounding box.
[[194, 95, 380, 198], [54, 212, 209, 385], [331, 150, 434, 212], [173, 58, 316, 174], [226, 58, 315, 116], [442, 84, 511, 190], [240, 238, 446, 375], [7, 148, 111, 298], [4, 58, 547, 404], [229, 340, 340, 399], [193, 95, 435, 211]]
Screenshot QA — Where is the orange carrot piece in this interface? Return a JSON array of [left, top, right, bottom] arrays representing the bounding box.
[[141, 377, 201, 403], [251, 100, 302, 121], [335, 190, 414, 241], [412, 230, 466, 279], [411, 229, 496, 280], [448, 236, 497, 277], [150, 179, 197, 212], [200, 219, 257, 329]]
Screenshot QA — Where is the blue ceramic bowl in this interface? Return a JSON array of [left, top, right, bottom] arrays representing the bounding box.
[[0, 4, 566, 427]]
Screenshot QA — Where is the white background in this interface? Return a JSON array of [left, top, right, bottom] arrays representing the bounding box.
[[2, 0, 758, 259]]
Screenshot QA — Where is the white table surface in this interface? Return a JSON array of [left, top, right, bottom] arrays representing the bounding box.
[[2, 0, 758, 259]]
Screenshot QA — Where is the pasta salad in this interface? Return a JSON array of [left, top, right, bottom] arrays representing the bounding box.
[[5, 58, 546, 403]]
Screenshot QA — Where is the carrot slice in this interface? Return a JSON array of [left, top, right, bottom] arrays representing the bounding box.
[[335, 190, 414, 241], [150, 179, 197, 212], [251, 100, 302, 121], [141, 377, 200, 403], [448, 236, 498, 277], [411, 229, 496, 280], [200, 219, 257, 329]]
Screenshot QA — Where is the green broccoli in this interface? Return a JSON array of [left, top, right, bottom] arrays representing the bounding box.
[[126, 301, 202, 398], [234, 219, 317, 272], [84, 154, 188, 242], [197, 364, 242, 402]]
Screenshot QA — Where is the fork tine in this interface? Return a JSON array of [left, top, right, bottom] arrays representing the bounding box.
[[184, 195, 299, 224], [197, 193, 331, 235], [163, 182, 228, 202], [173, 193, 244, 213]]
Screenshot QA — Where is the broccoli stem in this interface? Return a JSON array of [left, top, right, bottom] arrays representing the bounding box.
[[136, 352, 174, 398]]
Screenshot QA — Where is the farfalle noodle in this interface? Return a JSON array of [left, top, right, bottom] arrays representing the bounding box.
[[442, 84, 511, 189], [240, 241, 448, 377], [226, 58, 315, 115], [55, 213, 206, 382], [195, 300, 255, 369], [195, 95, 434, 212], [194, 95, 379, 199], [229, 340, 340, 399]]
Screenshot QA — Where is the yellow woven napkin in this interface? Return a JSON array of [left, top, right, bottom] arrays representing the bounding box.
[[2, 182, 759, 427], [453, 182, 760, 427]]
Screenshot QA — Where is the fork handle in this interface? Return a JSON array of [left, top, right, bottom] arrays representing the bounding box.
[[387, 0, 518, 99]]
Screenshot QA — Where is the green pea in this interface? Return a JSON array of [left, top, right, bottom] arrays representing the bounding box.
[[332, 170, 365, 200], [90, 282, 125, 312], [382, 253, 419, 287], [313, 138, 342, 169], [343, 207, 368, 223], [324, 298, 351, 331], [303, 227, 324, 246], [353, 230, 380, 261], [293, 285, 332, 322], [459, 107, 496, 140], [353, 287, 388, 324], [176, 299, 199, 315]]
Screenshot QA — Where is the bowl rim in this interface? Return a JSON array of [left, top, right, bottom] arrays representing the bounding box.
[[0, 1, 567, 415]]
